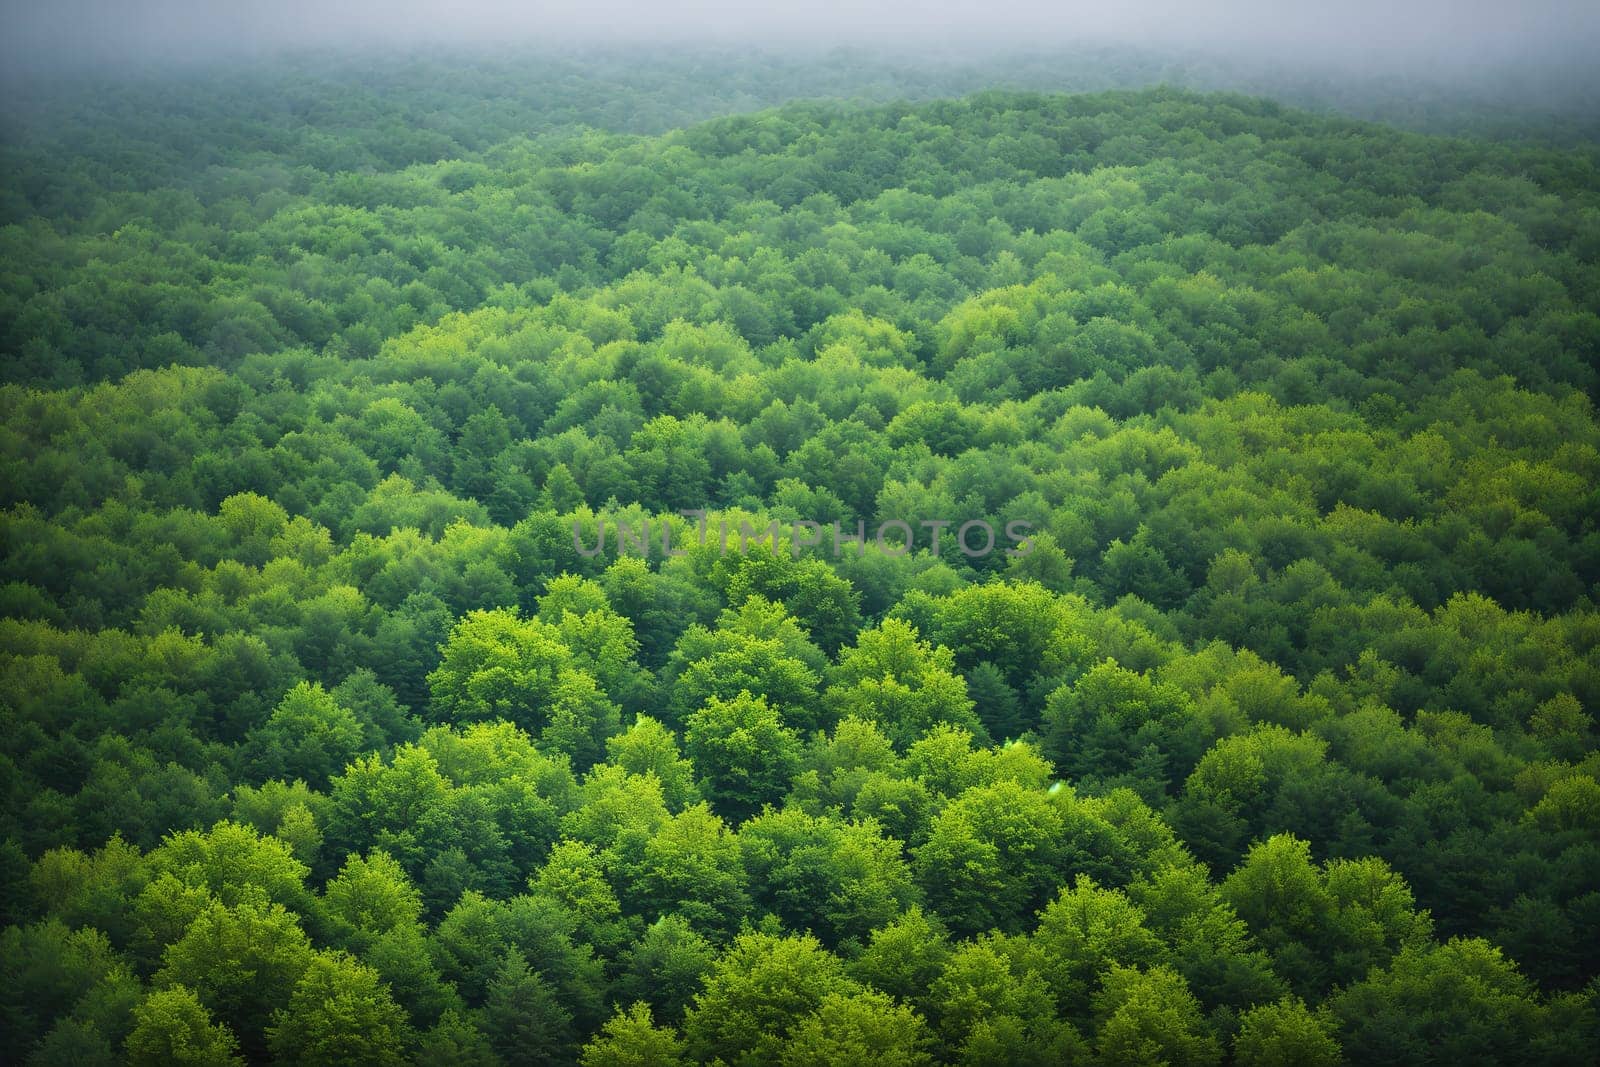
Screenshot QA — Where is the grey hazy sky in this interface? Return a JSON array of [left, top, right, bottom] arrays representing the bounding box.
[[3, 0, 1598, 76]]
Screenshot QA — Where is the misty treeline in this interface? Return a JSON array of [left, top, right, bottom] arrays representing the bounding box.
[[1, 49, 1599, 1066]]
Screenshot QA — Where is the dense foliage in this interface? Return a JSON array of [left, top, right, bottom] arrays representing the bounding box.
[[2, 51, 1598, 1065]]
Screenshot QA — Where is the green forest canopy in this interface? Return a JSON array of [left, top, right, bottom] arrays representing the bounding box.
[[1, 50, 1598, 1066]]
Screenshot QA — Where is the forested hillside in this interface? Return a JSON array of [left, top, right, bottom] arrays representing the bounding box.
[[2, 58, 1599, 1065]]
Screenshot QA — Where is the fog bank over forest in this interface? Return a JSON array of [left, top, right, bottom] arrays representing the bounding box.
[[2, 6, 1598, 144], [5, 0, 1599, 84]]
